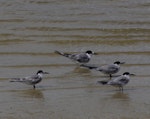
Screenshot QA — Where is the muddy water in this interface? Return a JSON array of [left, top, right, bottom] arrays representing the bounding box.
[[0, 0, 150, 119]]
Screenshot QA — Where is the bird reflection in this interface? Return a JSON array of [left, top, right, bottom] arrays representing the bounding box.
[[20, 89, 44, 99], [62, 66, 92, 78], [111, 92, 129, 100], [73, 66, 92, 74]]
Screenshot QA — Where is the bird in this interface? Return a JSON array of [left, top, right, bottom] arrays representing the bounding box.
[[55, 50, 96, 64], [97, 72, 135, 91], [10, 70, 49, 89], [80, 61, 125, 78]]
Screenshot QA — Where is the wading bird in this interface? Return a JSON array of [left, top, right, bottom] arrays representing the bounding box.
[[81, 61, 125, 78], [55, 50, 96, 64], [97, 72, 135, 91], [10, 70, 49, 89]]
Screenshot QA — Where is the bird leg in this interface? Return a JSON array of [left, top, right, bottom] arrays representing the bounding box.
[[119, 86, 123, 92], [33, 85, 36, 89], [109, 74, 112, 79], [121, 87, 124, 92]]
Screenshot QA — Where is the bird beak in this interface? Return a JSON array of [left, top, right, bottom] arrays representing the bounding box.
[[93, 52, 98, 55], [44, 72, 49, 74], [120, 62, 125, 64], [130, 74, 135, 76]]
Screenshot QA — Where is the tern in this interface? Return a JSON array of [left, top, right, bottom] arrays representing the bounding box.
[[10, 70, 49, 89], [97, 72, 135, 91], [55, 50, 96, 64], [81, 61, 125, 78]]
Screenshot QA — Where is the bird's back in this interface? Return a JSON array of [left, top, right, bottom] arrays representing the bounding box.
[[108, 75, 129, 86], [76, 53, 90, 63], [10, 74, 42, 85], [98, 64, 119, 74]]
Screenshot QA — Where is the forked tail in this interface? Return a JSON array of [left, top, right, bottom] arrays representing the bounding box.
[[80, 64, 97, 69], [10, 78, 22, 82], [55, 50, 70, 58], [97, 80, 108, 85]]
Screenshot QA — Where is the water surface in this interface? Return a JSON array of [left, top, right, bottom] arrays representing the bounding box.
[[0, 0, 150, 119]]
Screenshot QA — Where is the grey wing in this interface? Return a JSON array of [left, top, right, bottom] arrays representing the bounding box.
[[21, 75, 40, 85], [119, 78, 129, 85], [10, 74, 39, 85], [30, 75, 39, 81], [107, 64, 118, 71], [69, 54, 79, 60], [98, 64, 118, 73], [10, 77, 28, 82], [76, 53, 90, 63], [109, 76, 128, 85]]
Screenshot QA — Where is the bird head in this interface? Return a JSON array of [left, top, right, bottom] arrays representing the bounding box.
[[114, 61, 125, 65], [123, 72, 135, 76], [37, 70, 49, 75], [86, 50, 97, 55]]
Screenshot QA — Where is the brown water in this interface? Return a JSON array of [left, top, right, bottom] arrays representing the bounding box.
[[0, 0, 150, 119]]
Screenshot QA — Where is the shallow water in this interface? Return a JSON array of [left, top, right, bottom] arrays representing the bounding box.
[[0, 0, 150, 119]]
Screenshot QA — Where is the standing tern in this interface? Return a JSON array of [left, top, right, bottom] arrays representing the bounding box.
[[10, 70, 49, 89], [55, 50, 96, 64], [81, 61, 125, 78], [97, 72, 135, 91]]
